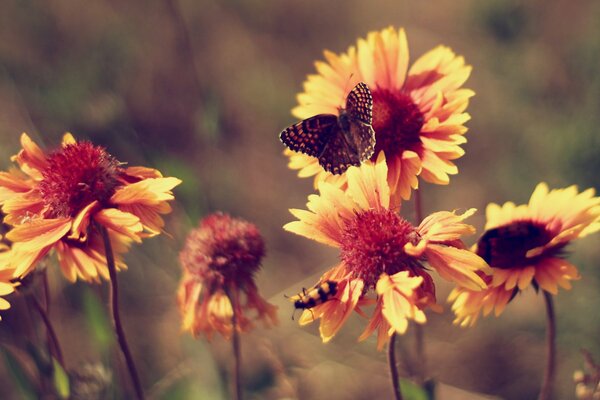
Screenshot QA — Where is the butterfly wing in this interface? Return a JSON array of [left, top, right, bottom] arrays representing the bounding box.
[[279, 114, 338, 158], [318, 125, 360, 175], [345, 82, 373, 124], [347, 120, 376, 162], [345, 82, 375, 162]]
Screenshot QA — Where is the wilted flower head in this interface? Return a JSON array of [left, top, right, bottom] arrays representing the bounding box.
[[0, 133, 181, 283], [178, 212, 278, 339], [285, 26, 473, 202], [284, 153, 489, 349], [450, 183, 600, 327], [69, 362, 113, 400]]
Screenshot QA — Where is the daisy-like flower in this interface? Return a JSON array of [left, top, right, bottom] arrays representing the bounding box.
[[0, 133, 181, 282], [286, 26, 473, 201], [178, 212, 278, 339], [284, 153, 489, 349], [450, 183, 600, 327], [0, 242, 16, 320]]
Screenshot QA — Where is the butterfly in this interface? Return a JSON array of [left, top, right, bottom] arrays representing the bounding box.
[[279, 82, 376, 175]]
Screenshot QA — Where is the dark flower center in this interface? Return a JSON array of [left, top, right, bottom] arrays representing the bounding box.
[[340, 209, 421, 288], [179, 213, 265, 290], [38, 142, 121, 218], [370, 88, 424, 161], [476, 221, 555, 269]]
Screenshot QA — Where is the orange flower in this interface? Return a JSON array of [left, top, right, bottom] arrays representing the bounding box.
[[286, 26, 473, 202], [0, 133, 181, 282], [450, 183, 600, 326], [0, 242, 16, 320], [284, 153, 489, 348], [178, 213, 278, 339]]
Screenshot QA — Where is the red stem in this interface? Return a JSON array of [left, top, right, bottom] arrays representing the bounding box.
[[100, 226, 145, 400], [31, 296, 64, 368], [538, 291, 556, 400], [388, 332, 404, 400], [226, 287, 243, 400]]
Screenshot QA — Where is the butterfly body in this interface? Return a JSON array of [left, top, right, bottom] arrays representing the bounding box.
[[280, 82, 376, 175]]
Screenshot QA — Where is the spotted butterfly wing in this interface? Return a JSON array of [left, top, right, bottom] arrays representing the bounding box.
[[345, 82, 376, 163], [279, 82, 375, 175], [279, 114, 337, 158], [346, 82, 373, 124]]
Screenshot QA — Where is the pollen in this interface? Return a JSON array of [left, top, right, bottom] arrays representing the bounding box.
[[476, 220, 555, 269], [340, 209, 421, 288], [370, 89, 424, 160], [38, 142, 122, 218]]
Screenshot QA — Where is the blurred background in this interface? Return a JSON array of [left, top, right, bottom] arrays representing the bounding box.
[[1, 0, 600, 399]]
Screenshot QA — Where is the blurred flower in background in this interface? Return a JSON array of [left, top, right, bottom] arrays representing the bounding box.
[[450, 183, 600, 326], [574, 351, 600, 400], [284, 153, 489, 349], [0, 133, 181, 282], [178, 212, 278, 339], [286, 26, 473, 202]]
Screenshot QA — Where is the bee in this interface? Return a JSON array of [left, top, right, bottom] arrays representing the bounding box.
[[288, 280, 339, 319]]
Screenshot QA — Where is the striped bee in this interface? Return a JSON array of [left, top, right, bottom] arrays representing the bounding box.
[[288, 280, 338, 319]]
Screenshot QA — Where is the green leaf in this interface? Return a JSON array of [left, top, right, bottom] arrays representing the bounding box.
[[2, 348, 37, 400], [82, 287, 112, 352], [400, 378, 431, 400], [52, 358, 70, 399]]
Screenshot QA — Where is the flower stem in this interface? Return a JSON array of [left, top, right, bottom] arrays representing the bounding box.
[[226, 287, 243, 400], [100, 226, 145, 400], [538, 291, 556, 400], [31, 295, 64, 368], [388, 332, 404, 400]]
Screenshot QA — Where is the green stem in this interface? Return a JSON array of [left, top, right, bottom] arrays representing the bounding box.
[[538, 291, 556, 400], [388, 332, 404, 400], [100, 226, 145, 400]]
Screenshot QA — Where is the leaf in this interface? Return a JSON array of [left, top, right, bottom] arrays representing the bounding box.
[[2, 348, 37, 400], [399, 378, 432, 400], [52, 358, 70, 399], [82, 287, 113, 352]]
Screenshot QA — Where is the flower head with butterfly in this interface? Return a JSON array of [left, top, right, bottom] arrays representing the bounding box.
[[281, 26, 473, 203], [284, 153, 490, 349], [280, 82, 375, 175]]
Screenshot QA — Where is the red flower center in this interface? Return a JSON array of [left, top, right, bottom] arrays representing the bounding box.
[[476, 220, 555, 269], [370, 89, 424, 161], [179, 213, 265, 290], [340, 209, 421, 288], [38, 142, 121, 218]]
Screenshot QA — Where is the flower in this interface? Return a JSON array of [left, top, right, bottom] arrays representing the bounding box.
[[177, 212, 278, 339], [284, 153, 489, 348], [449, 183, 600, 326], [0, 242, 16, 320], [286, 26, 473, 202], [0, 133, 181, 282]]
